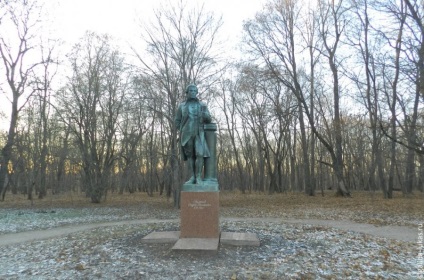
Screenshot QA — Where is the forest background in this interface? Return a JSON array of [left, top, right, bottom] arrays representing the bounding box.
[[0, 0, 423, 206]]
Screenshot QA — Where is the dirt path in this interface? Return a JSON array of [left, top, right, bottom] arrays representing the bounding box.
[[0, 218, 417, 247]]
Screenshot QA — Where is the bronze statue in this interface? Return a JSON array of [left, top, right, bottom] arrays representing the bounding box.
[[175, 84, 212, 184]]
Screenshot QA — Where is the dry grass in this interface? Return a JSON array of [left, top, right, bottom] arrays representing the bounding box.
[[1, 190, 422, 218], [220, 190, 424, 217], [1, 190, 418, 279], [0, 191, 170, 209]]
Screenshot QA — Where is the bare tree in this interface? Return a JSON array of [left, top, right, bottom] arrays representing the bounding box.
[[243, 0, 351, 196], [117, 75, 153, 195], [233, 66, 268, 192], [377, 0, 407, 197], [316, 0, 351, 196], [0, 0, 44, 200], [346, 0, 388, 195], [401, 0, 424, 193], [243, 0, 312, 194], [58, 32, 128, 203], [377, 0, 423, 194], [33, 42, 58, 198], [216, 77, 248, 193], [302, 5, 321, 196]]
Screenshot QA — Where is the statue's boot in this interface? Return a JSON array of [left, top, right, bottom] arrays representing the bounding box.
[[185, 158, 196, 184], [185, 176, 196, 184]]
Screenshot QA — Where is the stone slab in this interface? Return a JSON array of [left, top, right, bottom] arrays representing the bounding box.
[[180, 191, 220, 238], [220, 232, 260, 246], [172, 238, 219, 252], [141, 231, 180, 244]]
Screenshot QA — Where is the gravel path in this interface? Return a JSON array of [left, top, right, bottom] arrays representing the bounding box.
[[0, 217, 417, 247]]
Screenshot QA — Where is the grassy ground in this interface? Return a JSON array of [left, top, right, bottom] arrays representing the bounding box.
[[0, 190, 422, 226], [220, 191, 424, 226], [1, 190, 419, 279], [220, 190, 424, 217]]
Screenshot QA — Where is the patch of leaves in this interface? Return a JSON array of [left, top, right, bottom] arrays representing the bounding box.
[[0, 221, 418, 279], [219, 191, 424, 226]]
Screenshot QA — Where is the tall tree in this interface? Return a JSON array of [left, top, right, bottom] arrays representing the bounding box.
[[118, 76, 151, 194], [216, 77, 247, 193], [317, 0, 350, 196], [0, 0, 44, 200], [378, 0, 423, 194], [347, 0, 387, 194], [243, 0, 351, 196], [303, 5, 320, 196], [243, 0, 312, 194], [58, 32, 128, 203], [378, 0, 407, 197], [33, 42, 57, 198], [402, 0, 424, 193]]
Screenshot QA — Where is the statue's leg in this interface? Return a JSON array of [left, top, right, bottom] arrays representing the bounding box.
[[183, 138, 196, 184], [185, 157, 196, 184], [195, 156, 204, 184], [193, 135, 205, 184]]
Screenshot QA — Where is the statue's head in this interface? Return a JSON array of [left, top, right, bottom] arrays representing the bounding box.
[[185, 84, 198, 100]]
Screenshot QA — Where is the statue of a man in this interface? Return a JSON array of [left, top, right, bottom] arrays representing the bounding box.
[[175, 84, 212, 184]]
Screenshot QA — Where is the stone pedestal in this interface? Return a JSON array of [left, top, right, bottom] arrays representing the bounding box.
[[179, 191, 219, 238]]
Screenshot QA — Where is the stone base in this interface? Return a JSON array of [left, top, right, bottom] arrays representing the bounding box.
[[141, 231, 180, 244], [141, 231, 260, 252], [180, 191, 219, 238], [220, 232, 260, 246], [172, 238, 219, 252]]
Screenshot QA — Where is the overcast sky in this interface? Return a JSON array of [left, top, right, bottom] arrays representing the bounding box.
[[46, 0, 266, 52], [0, 0, 267, 130]]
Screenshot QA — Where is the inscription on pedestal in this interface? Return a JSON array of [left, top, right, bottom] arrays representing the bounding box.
[[188, 200, 212, 209]]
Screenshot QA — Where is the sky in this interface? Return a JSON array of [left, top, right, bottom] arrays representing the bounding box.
[[46, 0, 267, 53], [0, 0, 267, 131]]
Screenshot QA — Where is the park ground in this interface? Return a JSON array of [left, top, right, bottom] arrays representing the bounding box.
[[1, 190, 423, 227], [0, 190, 423, 279]]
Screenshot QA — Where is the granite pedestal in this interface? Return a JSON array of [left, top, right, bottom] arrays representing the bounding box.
[[179, 187, 219, 239], [171, 184, 220, 251]]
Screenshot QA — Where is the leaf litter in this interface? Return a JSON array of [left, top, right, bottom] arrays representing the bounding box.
[[0, 191, 422, 279]]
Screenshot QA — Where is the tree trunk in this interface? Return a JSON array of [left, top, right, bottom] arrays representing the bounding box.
[[299, 100, 313, 196], [329, 52, 349, 197], [0, 99, 18, 201]]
